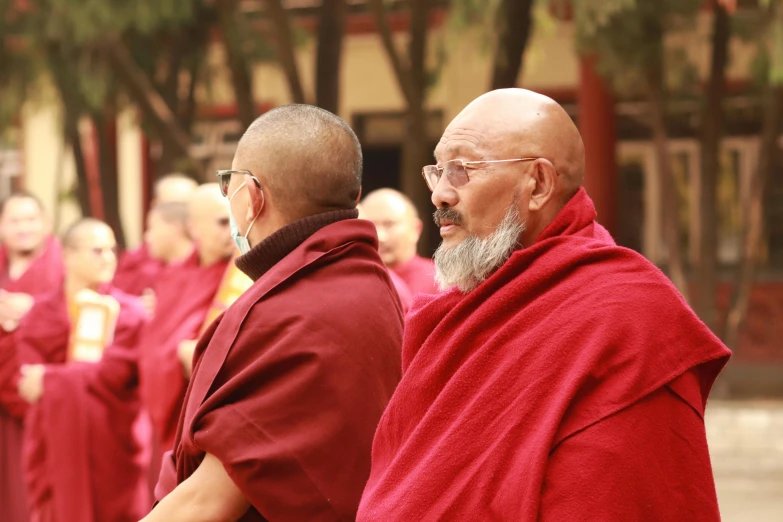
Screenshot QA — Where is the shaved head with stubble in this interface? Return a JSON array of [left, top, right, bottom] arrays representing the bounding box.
[[430, 88, 586, 293], [229, 105, 362, 246]]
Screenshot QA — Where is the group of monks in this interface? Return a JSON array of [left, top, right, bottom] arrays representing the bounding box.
[[2, 88, 732, 522]]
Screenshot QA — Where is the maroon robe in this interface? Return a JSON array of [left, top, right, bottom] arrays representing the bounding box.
[[358, 189, 731, 521], [155, 213, 403, 521], [137, 252, 229, 483], [112, 244, 163, 296], [392, 254, 438, 296], [0, 238, 63, 522], [15, 287, 148, 522], [388, 269, 413, 314]]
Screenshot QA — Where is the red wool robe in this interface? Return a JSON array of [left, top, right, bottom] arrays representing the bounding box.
[[15, 287, 148, 522], [155, 216, 403, 521], [137, 252, 229, 478], [392, 254, 438, 296], [358, 188, 732, 521], [0, 237, 64, 522], [112, 244, 163, 296]]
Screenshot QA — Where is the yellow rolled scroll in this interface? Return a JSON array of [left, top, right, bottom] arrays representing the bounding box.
[[67, 289, 120, 363]]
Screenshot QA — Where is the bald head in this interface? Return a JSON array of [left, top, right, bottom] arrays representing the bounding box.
[[62, 218, 117, 287], [62, 218, 113, 250], [232, 104, 362, 221], [361, 188, 423, 267], [438, 88, 585, 198], [188, 183, 234, 262], [154, 174, 198, 204]]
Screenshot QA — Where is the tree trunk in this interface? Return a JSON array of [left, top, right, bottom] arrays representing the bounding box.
[[696, 0, 730, 331], [106, 39, 194, 164], [646, 71, 689, 298], [266, 0, 307, 104], [47, 43, 92, 217], [490, 0, 534, 90], [405, 0, 435, 254], [93, 105, 127, 249], [66, 116, 92, 218], [723, 88, 783, 348], [315, 0, 346, 113], [218, 0, 257, 129]]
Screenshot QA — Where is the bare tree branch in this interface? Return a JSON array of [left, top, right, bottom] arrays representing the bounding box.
[[266, 0, 307, 104], [315, 0, 346, 113], [106, 39, 193, 161], [368, 0, 414, 106], [491, 0, 534, 90], [218, 0, 257, 129]]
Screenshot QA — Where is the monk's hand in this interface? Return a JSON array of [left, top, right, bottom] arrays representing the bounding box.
[[18, 364, 45, 404], [177, 340, 197, 379], [141, 289, 157, 318], [0, 291, 34, 330]]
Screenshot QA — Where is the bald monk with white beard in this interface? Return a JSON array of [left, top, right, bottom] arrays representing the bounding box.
[[358, 89, 730, 521]]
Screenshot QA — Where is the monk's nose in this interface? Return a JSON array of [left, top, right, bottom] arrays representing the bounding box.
[[431, 174, 458, 210]]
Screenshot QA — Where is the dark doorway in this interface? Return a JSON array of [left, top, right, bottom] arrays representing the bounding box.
[[617, 161, 645, 254], [361, 146, 402, 194]]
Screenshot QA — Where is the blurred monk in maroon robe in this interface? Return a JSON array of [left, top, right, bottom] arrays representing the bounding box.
[[361, 188, 438, 296], [0, 192, 63, 522], [358, 203, 413, 313], [138, 184, 235, 487], [113, 174, 198, 300], [145, 105, 402, 522], [358, 89, 731, 521], [13, 218, 147, 522]]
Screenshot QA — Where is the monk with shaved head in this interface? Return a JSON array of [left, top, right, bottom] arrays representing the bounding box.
[[361, 188, 438, 296], [137, 183, 235, 491], [113, 173, 198, 297], [11, 218, 148, 521], [359, 89, 730, 521], [147, 105, 402, 522]]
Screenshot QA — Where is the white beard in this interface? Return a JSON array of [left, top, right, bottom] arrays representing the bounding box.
[[434, 203, 526, 294]]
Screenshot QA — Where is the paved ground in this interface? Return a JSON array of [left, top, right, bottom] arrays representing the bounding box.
[[706, 401, 783, 522]]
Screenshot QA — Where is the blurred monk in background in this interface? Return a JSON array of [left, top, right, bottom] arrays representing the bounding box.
[[361, 188, 438, 296], [113, 173, 198, 301], [137, 183, 240, 489], [14, 218, 148, 522], [0, 192, 63, 522], [357, 202, 413, 312]]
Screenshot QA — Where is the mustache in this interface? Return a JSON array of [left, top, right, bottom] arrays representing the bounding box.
[[433, 208, 463, 227]]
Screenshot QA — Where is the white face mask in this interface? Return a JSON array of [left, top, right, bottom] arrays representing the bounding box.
[[228, 181, 260, 255]]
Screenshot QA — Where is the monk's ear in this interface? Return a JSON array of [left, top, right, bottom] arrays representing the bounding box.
[[355, 186, 362, 205], [244, 174, 264, 221], [527, 159, 558, 213]]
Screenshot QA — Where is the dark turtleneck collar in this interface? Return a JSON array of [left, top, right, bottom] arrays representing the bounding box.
[[236, 208, 359, 281]]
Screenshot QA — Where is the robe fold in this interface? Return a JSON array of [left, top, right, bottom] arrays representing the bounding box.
[[0, 237, 63, 522], [137, 252, 229, 482], [112, 244, 163, 296], [358, 188, 731, 521], [156, 218, 403, 522], [16, 287, 148, 522], [392, 254, 438, 296]]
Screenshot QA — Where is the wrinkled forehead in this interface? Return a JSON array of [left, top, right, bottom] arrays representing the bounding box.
[[434, 109, 519, 163]]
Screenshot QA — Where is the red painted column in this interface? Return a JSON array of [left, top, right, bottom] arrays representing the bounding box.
[[578, 55, 618, 237]]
